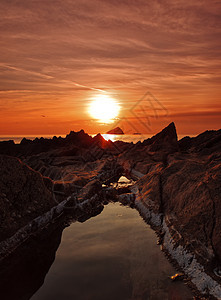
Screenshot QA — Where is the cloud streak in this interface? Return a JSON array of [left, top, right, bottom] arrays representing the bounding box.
[[0, 0, 220, 134]]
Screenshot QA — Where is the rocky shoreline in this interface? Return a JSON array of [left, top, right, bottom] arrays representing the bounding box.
[[134, 196, 221, 299], [0, 122, 221, 299]]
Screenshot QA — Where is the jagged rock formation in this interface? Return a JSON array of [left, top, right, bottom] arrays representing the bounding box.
[[0, 123, 221, 298], [132, 125, 221, 266], [125, 124, 221, 298], [0, 130, 107, 158], [117, 122, 178, 178], [0, 132, 124, 245]]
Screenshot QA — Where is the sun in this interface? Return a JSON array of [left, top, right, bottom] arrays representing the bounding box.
[[88, 94, 120, 123]]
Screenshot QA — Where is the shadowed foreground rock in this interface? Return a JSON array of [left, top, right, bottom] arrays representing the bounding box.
[[0, 155, 56, 242]]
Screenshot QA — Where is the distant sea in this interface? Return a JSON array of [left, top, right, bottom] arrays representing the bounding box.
[[0, 134, 190, 144]]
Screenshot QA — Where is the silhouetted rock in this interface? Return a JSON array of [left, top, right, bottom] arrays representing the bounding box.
[[118, 122, 179, 177], [0, 129, 97, 157], [20, 137, 32, 145], [107, 127, 124, 134], [92, 133, 108, 148], [178, 136, 192, 151], [65, 129, 94, 148], [0, 140, 16, 156], [143, 122, 178, 152]]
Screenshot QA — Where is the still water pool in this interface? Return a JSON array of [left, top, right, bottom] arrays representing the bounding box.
[[31, 203, 193, 300]]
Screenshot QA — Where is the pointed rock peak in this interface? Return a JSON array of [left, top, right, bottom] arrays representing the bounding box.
[[144, 122, 178, 152], [92, 133, 108, 148], [156, 122, 178, 141], [93, 133, 105, 142], [151, 122, 177, 141]]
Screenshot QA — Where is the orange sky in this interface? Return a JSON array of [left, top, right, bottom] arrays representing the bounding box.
[[0, 0, 220, 136]]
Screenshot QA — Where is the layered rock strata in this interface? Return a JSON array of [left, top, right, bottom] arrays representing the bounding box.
[[0, 123, 221, 298], [120, 124, 221, 298]]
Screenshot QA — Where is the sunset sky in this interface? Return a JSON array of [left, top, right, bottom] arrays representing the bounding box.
[[0, 0, 220, 136]]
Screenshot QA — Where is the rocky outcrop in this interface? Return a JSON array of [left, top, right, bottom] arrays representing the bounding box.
[[0, 129, 111, 158], [0, 155, 56, 242], [127, 125, 221, 298], [137, 154, 221, 264], [117, 122, 179, 178], [162, 157, 221, 263], [143, 121, 178, 153], [1, 122, 221, 298], [106, 127, 124, 134]]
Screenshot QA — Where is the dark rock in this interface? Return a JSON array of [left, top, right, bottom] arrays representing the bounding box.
[[116, 186, 131, 194], [77, 179, 102, 203], [118, 193, 135, 205], [65, 129, 93, 148], [136, 126, 221, 268], [117, 123, 179, 176], [54, 146, 80, 157], [143, 122, 178, 153], [102, 187, 118, 201], [20, 138, 32, 145], [77, 205, 104, 223], [178, 136, 193, 151], [92, 133, 107, 148], [1, 122, 221, 299], [0, 140, 16, 156], [0, 155, 56, 242], [107, 127, 124, 135]]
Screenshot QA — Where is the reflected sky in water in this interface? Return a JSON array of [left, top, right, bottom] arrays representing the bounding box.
[[31, 203, 193, 300]]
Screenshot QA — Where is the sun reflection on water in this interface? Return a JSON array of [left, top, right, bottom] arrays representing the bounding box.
[[101, 134, 117, 142]]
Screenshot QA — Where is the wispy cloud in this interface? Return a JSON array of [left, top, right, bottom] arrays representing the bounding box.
[[0, 0, 220, 134]]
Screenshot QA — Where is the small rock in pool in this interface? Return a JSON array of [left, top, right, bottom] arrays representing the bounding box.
[[157, 236, 163, 245], [214, 267, 221, 277], [170, 273, 184, 281]]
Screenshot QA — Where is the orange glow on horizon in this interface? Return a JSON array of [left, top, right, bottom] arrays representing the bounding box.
[[0, 88, 220, 136], [0, 1, 220, 136]]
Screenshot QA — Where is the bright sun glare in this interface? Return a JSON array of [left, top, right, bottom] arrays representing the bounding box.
[[88, 94, 120, 123]]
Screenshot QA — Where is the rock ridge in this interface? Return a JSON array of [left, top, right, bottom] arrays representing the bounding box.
[[0, 122, 221, 298]]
